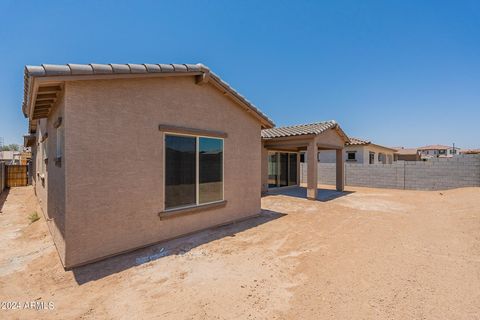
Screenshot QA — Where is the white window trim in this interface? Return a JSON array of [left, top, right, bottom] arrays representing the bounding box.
[[163, 132, 225, 212]]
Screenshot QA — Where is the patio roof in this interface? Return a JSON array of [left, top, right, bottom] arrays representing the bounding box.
[[261, 120, 349, 142]]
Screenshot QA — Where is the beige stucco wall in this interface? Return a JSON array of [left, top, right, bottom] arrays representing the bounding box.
[[32, 96, 67, 265], [359, 145, 395, 164], [261, 142, 268, 193], [319, 144, 395, 164], [62, 76, 262, 267]]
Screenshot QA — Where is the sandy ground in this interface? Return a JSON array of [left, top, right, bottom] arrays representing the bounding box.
[[0, 185, 479, 319]]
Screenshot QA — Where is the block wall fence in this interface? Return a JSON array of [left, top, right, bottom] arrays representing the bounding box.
[[300, 155, 480, 190], [0, 162, 5, 194]]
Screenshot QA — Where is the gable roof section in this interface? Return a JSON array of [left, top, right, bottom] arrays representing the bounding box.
[[22, 63, 274, 129], [347, 137, 370, 146], [346, 136, 398, 152], [261, 120, 349, 142]]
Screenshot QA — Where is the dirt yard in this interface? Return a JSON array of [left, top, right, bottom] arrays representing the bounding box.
[[1, 185, 479, 319]]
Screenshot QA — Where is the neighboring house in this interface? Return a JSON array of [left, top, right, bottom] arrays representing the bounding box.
[[22, 63, 274, 269], [317, 137, 397, 164], [394, 147, 421, 161], [0, 150, 22, 164], [417, 145, 460, 159], [460, 149, 480, 155], [261, 121, 349, 198]]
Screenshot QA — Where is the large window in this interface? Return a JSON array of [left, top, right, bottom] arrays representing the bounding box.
[[165, 134, 223, 210]]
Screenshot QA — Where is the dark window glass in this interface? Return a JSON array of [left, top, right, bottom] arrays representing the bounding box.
[[300, 153, 305, 163], [279, 153, 288, 187], [268, 153, 278, 188], [165, 135, 196, 209], [199, 137, 223, 204], [288, 153, 297, 185], [347, 152, 356, 160]]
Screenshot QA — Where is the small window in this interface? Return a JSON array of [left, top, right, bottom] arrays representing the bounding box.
[[56, 124, 64, 158], [369, 152, 375, 164], [347, 152, 356, 161], [42, 139, 48, 174]]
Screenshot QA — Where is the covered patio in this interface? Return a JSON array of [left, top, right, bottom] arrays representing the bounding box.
[[261, 121, 350, 200]]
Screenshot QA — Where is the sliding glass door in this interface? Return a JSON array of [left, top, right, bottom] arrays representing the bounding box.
[[267, 152, 298, 188], [268, 153, 278, 188]]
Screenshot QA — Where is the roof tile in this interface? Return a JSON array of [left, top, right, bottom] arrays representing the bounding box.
[[68, 64, 93, 75], [144, 64, 162, 73], [128, 64, 148, 73], [157, 64, 174, 72], [42, 64, 71, 76], [90, 64, 113, 74], [172, 64, 188, 72], [110, 64, 130, 73]]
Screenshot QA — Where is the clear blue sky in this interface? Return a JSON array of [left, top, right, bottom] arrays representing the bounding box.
[[1, 0, 479, 148]]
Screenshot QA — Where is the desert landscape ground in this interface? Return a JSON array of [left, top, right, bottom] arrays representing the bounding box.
[[1, 185, 479, 319]]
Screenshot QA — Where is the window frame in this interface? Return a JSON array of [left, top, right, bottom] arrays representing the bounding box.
[[163, 132, 224, 212], [346, 151, 356, 161], [56, 123, 64, 159], [41, 138, 48, 176], [369, 152, 375, 164]]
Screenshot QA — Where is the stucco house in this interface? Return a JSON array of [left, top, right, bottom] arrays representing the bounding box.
[[22, 63, 275, 268], [317, 137, 397, 164], [417, 145, 460, 159], [394, 147, 421, 161]]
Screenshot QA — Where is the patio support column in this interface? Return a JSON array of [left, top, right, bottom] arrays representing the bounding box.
[[307, 141, 318, 200], [336, 148, 345, 191]]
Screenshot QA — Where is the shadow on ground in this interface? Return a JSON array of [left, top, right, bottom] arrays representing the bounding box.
[[267, 186, 354, 202], [0, 188, 10, 213], [72, 209, 286, 285]]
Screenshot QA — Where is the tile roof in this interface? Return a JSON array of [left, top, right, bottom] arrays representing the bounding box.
[[347, 137, 398, 152], [460, 149, 480, 154], [395, 148, 419, 155], [22, 63, 274, 128], [261, 120, 339, 139], [417, 145, 454, 150], [347, 137, 371, 146]]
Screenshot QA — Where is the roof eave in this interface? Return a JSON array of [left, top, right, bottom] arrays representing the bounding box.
[[22, 63, 275, 129]]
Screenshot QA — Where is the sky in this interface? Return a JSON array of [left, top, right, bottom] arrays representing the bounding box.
[[0, 0, 479, 148]]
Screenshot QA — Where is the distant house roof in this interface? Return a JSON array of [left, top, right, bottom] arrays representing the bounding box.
[[22, 63, 275, 129], [460, 149, 480, 154], [417, 145, 455, 150], [395, 147, 419, 155], [347, 137, 370, 146], [345, 137, 397, 152], [261, 120, 349, 141]]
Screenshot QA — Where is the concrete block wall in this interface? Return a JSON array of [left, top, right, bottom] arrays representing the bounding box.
[[0, 162, 5, 193], [300, 154, 480, 190]]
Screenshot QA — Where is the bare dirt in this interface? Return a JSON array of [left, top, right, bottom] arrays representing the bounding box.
[[1, 185, 479, 319]]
